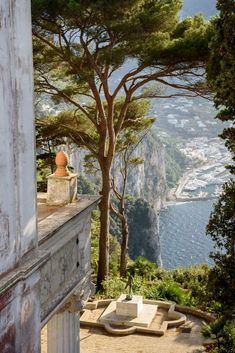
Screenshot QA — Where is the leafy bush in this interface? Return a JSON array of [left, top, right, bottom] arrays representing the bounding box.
[[127, 256, 158, 278], [77, 175, 98, 195], [96, 258, 212, 308], [101, 276, 126, 298], [100, 276, 188, 305], [172, 264, 209, 288], [202, 319, 235, 353], [153, 280, 186, 304], [91, 210, 121, 276]]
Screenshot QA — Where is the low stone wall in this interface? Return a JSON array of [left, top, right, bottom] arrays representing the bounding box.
[[175, 304, 215, 322], [82, 298, 187, 336], [144, 299, 215, 322]]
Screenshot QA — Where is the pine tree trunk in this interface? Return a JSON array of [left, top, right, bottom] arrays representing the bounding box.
[[97, 163, 111, 290], [120, 214, 129, 277]]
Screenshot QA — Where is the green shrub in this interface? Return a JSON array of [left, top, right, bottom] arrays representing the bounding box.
[[127, 256, 158, 278], [172, 264, 209, 288], [154, 280, 186, 304], [100, 276, 187, 305], [100, 277, 126, 298], [202, 319, 235, 353]]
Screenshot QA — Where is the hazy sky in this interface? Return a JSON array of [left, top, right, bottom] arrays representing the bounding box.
[[182, 0, 217, 18]]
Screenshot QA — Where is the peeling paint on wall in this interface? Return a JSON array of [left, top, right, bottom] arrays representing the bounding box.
[[0, 212, 9, 254], [0, 324, 16, 353], [0, 288, 18, 353]]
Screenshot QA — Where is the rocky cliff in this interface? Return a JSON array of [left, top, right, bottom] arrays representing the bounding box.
[[68, 131, 167, 266], [68, 131, 167, 210], [126, 198, 163, 266], [122, 132, 167, 211]]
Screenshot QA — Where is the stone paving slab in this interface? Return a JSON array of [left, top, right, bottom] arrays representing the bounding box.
[[80, 327, 205, 353], [41, 313, 206, 353]]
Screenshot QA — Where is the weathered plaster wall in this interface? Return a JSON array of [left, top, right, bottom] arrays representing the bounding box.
[[0, 1, 41, 352], [38, 200, 95, 324], [0, 272, 41, 353], [0, 0, 37, 276]]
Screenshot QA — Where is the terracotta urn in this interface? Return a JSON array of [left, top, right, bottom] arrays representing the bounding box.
[[54, 150, 70, 177]]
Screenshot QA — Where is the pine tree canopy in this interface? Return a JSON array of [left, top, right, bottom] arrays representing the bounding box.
[[32, 0, 208, 65], [207, 0, 235, 172], [32, 0, 213, 286], [207, 0, 235, 120], [206, 0, 235, 321], [32, 0, 211, 105]]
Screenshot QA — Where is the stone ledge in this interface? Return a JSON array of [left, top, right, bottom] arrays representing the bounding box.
[[175, 304, 215, 322], [145, 300, 215, 322], [0, 249, 49, 296], [38, 195, 101, 243]]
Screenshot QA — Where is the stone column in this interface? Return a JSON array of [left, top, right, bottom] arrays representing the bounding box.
[[0, 1, 41, 352], [47, 311, 80, 353], [0, 0, 37, 274]]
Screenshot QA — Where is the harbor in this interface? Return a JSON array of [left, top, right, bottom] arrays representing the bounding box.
[[167, 136, 231, 204]]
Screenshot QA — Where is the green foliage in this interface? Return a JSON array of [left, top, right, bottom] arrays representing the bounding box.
[[33, 0, 211, 286], [205, 3, 235, 349], [172, 264, 210, 287], [164, 139, 188, 187], [207, 0, 235, 171], [171, 265, 210, 308], [101, 275, 186, 304], [98, 262, 211, 307], [90, 210, 100, 274], [127, 256, 158, 278], [32, 0, 210, 70], [152, 280, 186, 303], [77, 175, 98, 195], [207, 0, 235, 119], [206, 180, 235, 318], [36, 156, 54, 191], [91, 210, 121, 277], [36, 119, 59, 191], [202, 319, 235, 353], [101, 276, 126, 299]]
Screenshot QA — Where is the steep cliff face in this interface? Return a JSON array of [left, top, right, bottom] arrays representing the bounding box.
[[127, 198, 162, 266], [68, 132, 167, 210], [124, 132, 167, 211], [68, 132, 167, 266]]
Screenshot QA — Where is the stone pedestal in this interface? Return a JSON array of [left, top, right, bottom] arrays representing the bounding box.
[[99, 295, 157, 328], [47, 174, 78, 205], [116, 294, 143, 317], [47, 311, 80, 353]]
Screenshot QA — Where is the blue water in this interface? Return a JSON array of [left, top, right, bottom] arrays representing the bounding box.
[[159, 200, 215, 269]]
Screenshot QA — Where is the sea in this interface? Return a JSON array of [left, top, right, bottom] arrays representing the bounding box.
[[159, 199, 215, 270]]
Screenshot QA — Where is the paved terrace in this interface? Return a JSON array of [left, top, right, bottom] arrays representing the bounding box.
[[41, 309, 207, 353]]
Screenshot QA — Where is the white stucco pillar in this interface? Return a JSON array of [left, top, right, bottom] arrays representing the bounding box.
[[0, 0, 37, 275], [47, 311, 80, 353], [0, 1, 41, 352]]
